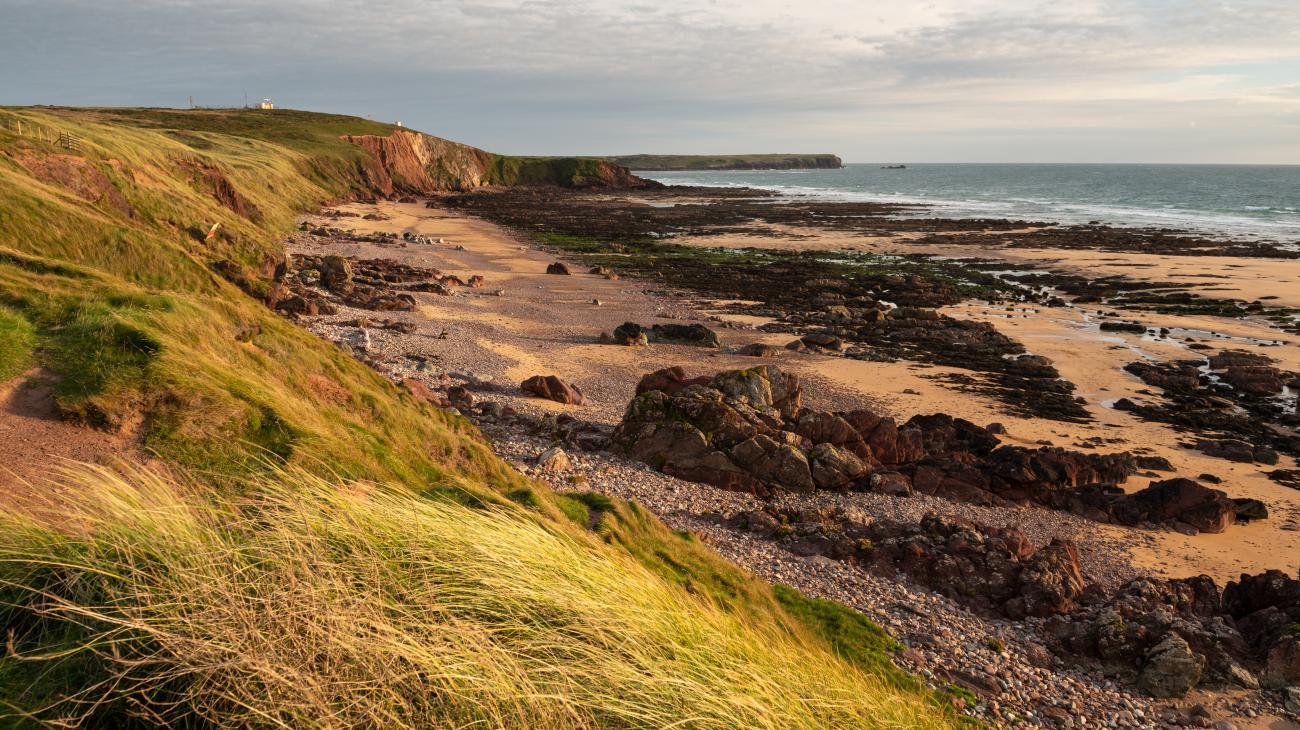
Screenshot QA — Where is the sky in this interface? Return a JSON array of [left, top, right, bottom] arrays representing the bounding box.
[[2, 0, 1299, 163]]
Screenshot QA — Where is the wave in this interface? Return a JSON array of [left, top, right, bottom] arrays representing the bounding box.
[[646, 171, 1300, 241]]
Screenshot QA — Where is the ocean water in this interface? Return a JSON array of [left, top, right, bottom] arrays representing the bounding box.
[[644, 164, 1300, 243]]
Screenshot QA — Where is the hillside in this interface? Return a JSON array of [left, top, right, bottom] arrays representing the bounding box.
[[607, 153, 844, 171], [0, 107, 959, 726]]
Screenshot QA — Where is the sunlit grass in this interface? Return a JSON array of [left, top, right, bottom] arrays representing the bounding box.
[[0, 465, 957, 729]]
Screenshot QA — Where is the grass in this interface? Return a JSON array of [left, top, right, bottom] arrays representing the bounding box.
[[0, 107, 525, 488], [0, 106, 964, 727], [0, 307, 34, 381], [0, 465, 959, 729]]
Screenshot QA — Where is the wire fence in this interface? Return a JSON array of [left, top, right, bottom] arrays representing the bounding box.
[[2, 114, 84, 153]]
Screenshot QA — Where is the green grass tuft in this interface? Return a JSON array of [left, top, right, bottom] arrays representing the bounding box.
[[0, 307, 34, 381]]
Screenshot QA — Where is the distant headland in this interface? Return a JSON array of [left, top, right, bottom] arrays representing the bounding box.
[[605, 153, 843, 171]]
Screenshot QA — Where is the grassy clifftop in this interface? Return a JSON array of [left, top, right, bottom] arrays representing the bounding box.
[[0, 106, 958, 727], [607, 153, 844, 171]]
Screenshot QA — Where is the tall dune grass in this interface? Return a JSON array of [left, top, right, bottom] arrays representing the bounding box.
[[0, 466, 954, 728]]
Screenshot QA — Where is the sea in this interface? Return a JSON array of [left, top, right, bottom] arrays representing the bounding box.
[[643, 164, 1300, 243]]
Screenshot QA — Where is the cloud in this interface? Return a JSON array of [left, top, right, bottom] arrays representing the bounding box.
[[2, 0, 1298, 161]]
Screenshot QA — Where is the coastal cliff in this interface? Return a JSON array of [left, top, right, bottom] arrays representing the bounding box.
[[0, 105, 961, 728], [344, 129, 655, 193], [607, 153, 843, 171]]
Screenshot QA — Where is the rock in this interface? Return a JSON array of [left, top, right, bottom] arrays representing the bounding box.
[[402, 378, 449, 408], [1125, 361, 1202, 393], [737, 343, 781, 358], [1135, 455, 1175, 472], [320, 255, 354, 293], [1283, 686, 1300, 714], [545, 261, 571, 275], [1262, 636, 1300, 689], [1232, 498, 1269, 522], [345, 327, 371, 353], [446, 385, 475, 409], [612, 322, 649, 346], [869, 472, 913, 496], [520, 375, 590, 405], [1196, 438, 1278, 465], [1005, 540, 1086, 618], [535, 447, 571, 472], [807, 443, 871, 490], [649, 323, 721, 348], [712, 366, 802, 419], [800, 332, 844, 351], [1219, 365, 1283, 395], [1138, 633, 1205, 698], [731, 434, 815, 492], [634, 366, 710, 396], [1112, 478, 1238, 533], [1100, 321, 1147, 334], [1223, 661, 1259, 690]]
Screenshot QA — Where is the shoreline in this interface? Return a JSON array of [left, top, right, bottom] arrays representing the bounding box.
[[278, 194, 1300, 726], [299, 194, 1300, 585], [641, 169, 1300, 247]]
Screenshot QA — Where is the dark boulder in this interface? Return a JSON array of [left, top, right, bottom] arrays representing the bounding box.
[[649, 323, 721, 348], [1112, 478, 1238, 533], [612, 322, 649, 346]]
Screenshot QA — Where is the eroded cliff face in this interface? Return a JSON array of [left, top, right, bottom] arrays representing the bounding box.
[[341, 130, 655, 194], [341, 129, 496, 194]]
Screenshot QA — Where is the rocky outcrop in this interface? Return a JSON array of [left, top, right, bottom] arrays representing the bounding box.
[[728, 508, 1086, 618], [1121, 352, 1300, 467], [1222, 570, 1300, 688], [280, 253, 456, 315], [342, 129, 656, 196], [614, 366, 1259, 530], [341, 129, 495, 194], [725, 500, 1300, 698]]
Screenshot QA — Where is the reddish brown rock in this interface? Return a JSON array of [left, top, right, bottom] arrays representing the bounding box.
[[635, 366, 710, 396], [521, 374, 589, 405], [402, 378, 450, 408]]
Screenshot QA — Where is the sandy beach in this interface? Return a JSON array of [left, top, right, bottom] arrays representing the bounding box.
[[294, 198, 1300, 587], [269, 193, 1300, 726]]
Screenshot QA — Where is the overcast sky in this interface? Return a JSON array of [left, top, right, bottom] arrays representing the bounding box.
[[3, 0, 1298, 162]]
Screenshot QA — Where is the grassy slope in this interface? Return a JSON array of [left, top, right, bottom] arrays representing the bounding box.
[[0, 106, 961, 727], [606, 153, 842, 170]]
